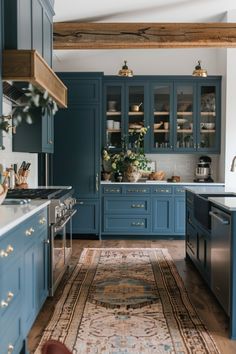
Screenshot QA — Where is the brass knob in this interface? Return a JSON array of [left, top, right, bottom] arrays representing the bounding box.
[[29, 227, 35, 233], [0, 250, 8, 257], [25, 229, 32, 236], [1, 300, 8, 308], [8, 344, 14, 354], [6, 245, 14, 255], [39, 217, 46, 224], [7, 292, 14, 302]]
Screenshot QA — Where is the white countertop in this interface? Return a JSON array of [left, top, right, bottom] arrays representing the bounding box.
[[208, 197, 236, 211], [0, 200, 50, 237], [185, 186, 228, 194], [101, 181, 225, 186]]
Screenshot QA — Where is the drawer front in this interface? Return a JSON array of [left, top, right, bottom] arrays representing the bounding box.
[[0, 259, 22, 320], [102, 186, 123, 195], [104, 215, 150, 233], [103, 197, 150, 214], [125, 186, 151, 195], [152, 186, 172, 194], [23, 211, 47, 246], [0, 231, 22, 270], [35, 208, 48, 234], [173, 186, 186, 195]]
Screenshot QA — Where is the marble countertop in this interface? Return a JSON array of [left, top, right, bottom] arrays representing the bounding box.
[[101, 181, 225, 186], [0, 200, 50, 237]]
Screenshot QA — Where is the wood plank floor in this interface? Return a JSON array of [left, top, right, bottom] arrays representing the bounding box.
[[28, 240, 236, 353]]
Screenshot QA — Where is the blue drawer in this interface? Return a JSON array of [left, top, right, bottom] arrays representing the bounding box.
[[152, 185, 173, 194], [103, 186, 123, 194], [103, 215, 151, 233], [125, 186, 151, 195], [0, 230, 22, 270], [103, 197, 150, 214]]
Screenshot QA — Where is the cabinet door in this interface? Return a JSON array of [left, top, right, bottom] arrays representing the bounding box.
[[36, 231, 49, 311], [126, 82, 148, 151], [23, 243, 36, 334], [174, 82, 196, 152], [150, 82, 173, 152], [197, 82, 220, 153], [103, 82, 124, 151], [32, 0, 43, 56], [0, 0, 2, 150], [43, 9, 52, 66], [53, 105, 100, 198], [152, 197, 173, 233], [174, 197, 185, 234], [42, 113, 54, 153], [73, 200, 99, 234]]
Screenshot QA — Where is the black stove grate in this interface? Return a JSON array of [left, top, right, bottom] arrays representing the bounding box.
[[6, 188, 64, 200]]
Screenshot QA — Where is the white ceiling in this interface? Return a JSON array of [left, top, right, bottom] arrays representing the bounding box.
[[54, 0, 236, 23]]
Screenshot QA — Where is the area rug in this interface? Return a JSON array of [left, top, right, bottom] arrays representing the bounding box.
[[34, 248, 220, 354]]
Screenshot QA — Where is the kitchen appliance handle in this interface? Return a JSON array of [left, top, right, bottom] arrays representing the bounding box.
[[96, 173, 99, 192], [54, 209, 77, 232], [209, 211, 230, 225]]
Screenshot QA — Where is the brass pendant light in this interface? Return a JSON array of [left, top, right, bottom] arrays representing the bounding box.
[[192, 60, 207, 77], [118, 60, 133, 77]]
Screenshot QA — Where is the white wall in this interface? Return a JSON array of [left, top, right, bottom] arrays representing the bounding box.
[[0, 99, 38, 187]]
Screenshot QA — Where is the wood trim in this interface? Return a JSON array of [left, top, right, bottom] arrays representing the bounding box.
[[2, 50, 67, 108], [53, 22, 236, 49]]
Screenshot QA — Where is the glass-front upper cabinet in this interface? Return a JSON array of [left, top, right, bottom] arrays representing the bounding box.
[[151, 82, 172, 151], [174, 83, 195, 151], [197, 83, 220, 152], [104, 84, 124, 151], [126, 84, 145, 150]]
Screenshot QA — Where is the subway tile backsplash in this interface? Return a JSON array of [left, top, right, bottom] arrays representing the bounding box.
[[146, 153, 221, 182]]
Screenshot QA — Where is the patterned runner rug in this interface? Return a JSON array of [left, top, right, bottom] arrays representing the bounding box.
[[35, 248, 220, 354]]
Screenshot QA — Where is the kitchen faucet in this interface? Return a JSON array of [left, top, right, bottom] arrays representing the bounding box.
[[230, 156, 236, 172]]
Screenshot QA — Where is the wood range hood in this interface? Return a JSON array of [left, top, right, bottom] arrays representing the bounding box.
[[2, 50, 67, 108]]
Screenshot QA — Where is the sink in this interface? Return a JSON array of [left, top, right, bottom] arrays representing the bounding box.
[[194, 193, 236, 229]]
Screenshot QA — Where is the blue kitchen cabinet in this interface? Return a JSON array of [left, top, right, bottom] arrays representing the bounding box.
[[0, 0, 2, 150], [0, 207, 48, 354], [103, 77, 149, 152], [53, 73, 102, 235], [152, 196, 173, 234], [73, 200, 100, 234], [174, 197, 186, 233]]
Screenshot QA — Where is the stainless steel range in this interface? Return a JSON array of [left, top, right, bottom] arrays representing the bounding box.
[[6, 187, 77, 296]]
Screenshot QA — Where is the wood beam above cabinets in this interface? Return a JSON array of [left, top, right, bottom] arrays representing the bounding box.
[[53, 22, 236, 49]]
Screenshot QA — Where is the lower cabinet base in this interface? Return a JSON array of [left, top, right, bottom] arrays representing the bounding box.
[[101, 234, 185, 240]]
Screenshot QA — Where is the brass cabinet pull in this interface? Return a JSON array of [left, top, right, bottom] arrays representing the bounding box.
[[8, 344, 14, 354], [39, 217, 46, 224], [131, 204, 145, 208], [25, 227, 34, 236], [127, 189, 147, 193], [105, 188, 120, 193], [0, 300, 8, 308], [155, 189, 169, 193], [0, 245, 14, 257], [131, 222, 145, 227], [7, 291, 14, 302]]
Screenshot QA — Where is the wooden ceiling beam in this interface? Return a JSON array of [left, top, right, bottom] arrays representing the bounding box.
[[53, 22, 236, 49]]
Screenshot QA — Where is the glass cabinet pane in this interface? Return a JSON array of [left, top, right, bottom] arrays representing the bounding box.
[[128, 86, 145, 149], [199, 86, 216, 149], [105, 86, 122, 150], [153, 84, 171, 149], [176, 85, 194, 149]]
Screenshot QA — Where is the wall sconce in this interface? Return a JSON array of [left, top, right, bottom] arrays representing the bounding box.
[[118, 60, 133, 77], [230, 156, 236, 172], [192, 60, 208, 77]]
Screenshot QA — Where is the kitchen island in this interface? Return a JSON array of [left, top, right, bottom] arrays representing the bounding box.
[[0, 200, 50, 354], [101, 181, 224, 239], [185, 187, 236, 339]]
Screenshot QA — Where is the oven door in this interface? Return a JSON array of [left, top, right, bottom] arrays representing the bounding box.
[[49, 209, 77, 296]]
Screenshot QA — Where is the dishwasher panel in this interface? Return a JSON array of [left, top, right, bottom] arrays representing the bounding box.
[[210, 206, 231, 315]]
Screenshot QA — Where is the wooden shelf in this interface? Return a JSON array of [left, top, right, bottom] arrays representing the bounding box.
[[107, 129, 121, 133], [154, 129, 170, 133], [106, 111, 121, 116], [154, 111, 170, 115], [128, 112, 144, 116], [201, 112, 216, 116], [177, 112, 192, 115], [200, 129, 216, 133], [177, 129, 193, 133]]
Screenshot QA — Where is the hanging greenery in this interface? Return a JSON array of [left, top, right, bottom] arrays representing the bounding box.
[[0, 84, 58, 132]]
